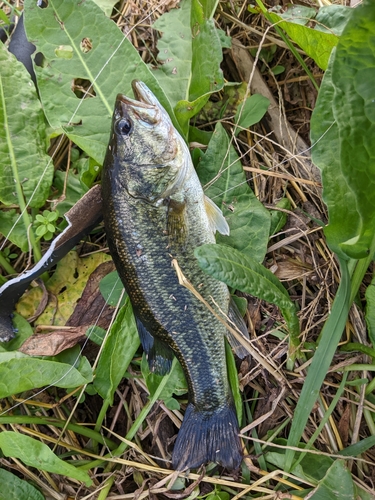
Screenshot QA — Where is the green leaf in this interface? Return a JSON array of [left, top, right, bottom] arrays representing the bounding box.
[[310, 56, 353, 259], [53, 169, 88, 216], [225, 340, 242, 423], [267, 10, 338, 70], [265, 440, 334, 484], [235, 94, 270, 132], [0, 313, 34, 352], [307, 460, 354, 500], [23, 0, 179, 164], [189, 0, 224, 101], [152, 0, 192, 106], [0, 468, 44, 500], [311, 0, 375, 259], [269, 198, 290, 236], [92, 0, 118, 16], [196, 123, 270, 261], [194, 244, 299, 343], [0, 432, 92, 486], [94, 298, 140, 404], [0, 209, 29, 252], [280, 5, 316, 26], [99, 270, 127, 307], [152, 0, 225, 136], [0, 44, 53, 208], [0, 355, 92, 398], [315, 5, 353, 36], [86, 325, 107, 345]]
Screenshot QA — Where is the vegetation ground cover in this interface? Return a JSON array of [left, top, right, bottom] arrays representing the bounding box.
[[0, 0, 374, 498]]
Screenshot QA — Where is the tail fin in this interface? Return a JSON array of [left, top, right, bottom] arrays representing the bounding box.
[[172, 403, 242, 471]]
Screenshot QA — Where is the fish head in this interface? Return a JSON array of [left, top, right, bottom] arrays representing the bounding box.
[[109, 80, 187, 202]]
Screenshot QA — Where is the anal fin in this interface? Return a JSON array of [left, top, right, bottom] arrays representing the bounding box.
[[225, 298, 250, 359], [135, 317, 174, 375]]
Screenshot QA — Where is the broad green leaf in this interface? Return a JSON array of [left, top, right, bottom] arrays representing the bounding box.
[[267, 11, 338, 70], [365, 277, 375, 348], [152, 0, 192, 106], [235, 94, 270, 132], [152, 0, 225, 136], [0, 44, 53, 208], [141, 351, 188, 409], [196, 123, 270, 261], [265, 440, 334, 484], [315, 5, 352, 36], [0, 209, 28, 252], [23, 0, 179, 164], [310, 54, 356, 259], [0, 355, 92, 398], [0, 313, 33, 352], [92, 0, 118, 16], [99, 270, 127, 307], [189, 0, 224, 101], [86, 325, 107, 345], [307, 460, 354, 500], [0, 431, 92, 486], [0, 468, 44, 500], [280, 5, 316, 26], [94, 298, 140, 403], [311, 0, 375, 259], [330, 1, 375, 259], [53, 169, 89, 215], [194, 244, 299, 341]]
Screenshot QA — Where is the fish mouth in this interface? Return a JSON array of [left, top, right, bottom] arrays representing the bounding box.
[[115, 80, 161, 125]]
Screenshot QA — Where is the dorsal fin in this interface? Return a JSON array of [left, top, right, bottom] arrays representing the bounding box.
[[204, 196, 230, 236]]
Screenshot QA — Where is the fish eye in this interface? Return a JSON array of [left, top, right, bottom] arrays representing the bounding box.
[[115, 118, 133, 136]]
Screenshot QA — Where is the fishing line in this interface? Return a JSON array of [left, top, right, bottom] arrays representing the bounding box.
[[1, 0, 167, 415], [1, 0, 169, 251], [1, 2, 333, 414]]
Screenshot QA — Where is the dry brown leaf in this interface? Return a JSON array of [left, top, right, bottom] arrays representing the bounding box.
[[19, 326, 87, 356]]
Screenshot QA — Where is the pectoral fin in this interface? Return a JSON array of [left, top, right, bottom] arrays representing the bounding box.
[[167, 199, 188, 251], [135, 317, 174, 375], [204, 196, 230, 236], [225, 298, 250, 359]]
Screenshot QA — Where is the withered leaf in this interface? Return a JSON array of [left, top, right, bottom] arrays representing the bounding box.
[[19, 326, 88, 356]]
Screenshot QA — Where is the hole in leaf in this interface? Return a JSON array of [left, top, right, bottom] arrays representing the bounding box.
[[37, 0, 48, 8], [71, 78, 96, 99], [34, 52, 45, 68], [80, 37, 93, 53]]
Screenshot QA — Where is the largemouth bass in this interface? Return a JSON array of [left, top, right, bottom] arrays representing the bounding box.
[[101, 81, 248, 470]]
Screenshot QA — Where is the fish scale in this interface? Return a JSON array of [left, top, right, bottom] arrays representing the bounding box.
[[101, 80, 245, 470]]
